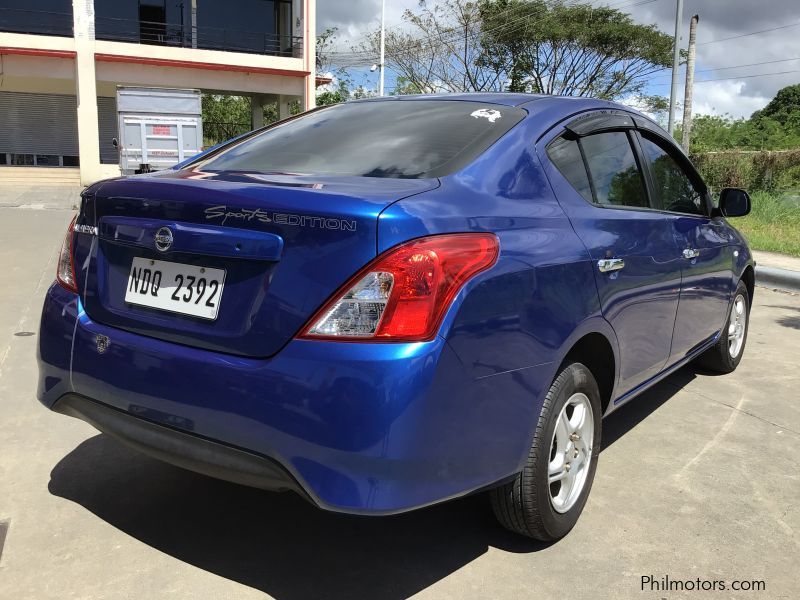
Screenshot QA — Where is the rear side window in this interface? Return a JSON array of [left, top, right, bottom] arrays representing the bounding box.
[[546, 137, 593, 203], [639, 136, 705, 216], [195, 101, 526, 179], [581, 132, 648, 208]]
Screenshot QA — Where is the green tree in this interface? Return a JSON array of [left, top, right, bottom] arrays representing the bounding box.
[[201, 95, 252, 147], [316, 26, 375, 105], [390, 76, 425, 96], [316, 78, 351, 106], [315, 25, 350, 106], [478, 0, 673, 97], [678, 85, 800, 152], [756, 83, 800, 126], [362, 0, 502, 93]]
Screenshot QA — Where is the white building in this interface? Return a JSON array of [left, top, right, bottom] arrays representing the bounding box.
[[0, 0, 316, 185]]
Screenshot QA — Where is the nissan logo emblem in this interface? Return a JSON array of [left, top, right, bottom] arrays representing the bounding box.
[[154, 227, 174, 252]]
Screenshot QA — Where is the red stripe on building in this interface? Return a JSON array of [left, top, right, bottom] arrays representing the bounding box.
[[0, 47, 76, 59], [95, 53, 310, 78]]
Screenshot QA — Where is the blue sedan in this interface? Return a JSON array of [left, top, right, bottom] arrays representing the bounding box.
[[38, 94, 754, 540]]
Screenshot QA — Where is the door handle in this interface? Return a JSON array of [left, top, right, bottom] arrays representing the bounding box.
[[598, 258, 625, 273], [682, 248, 700, 259]]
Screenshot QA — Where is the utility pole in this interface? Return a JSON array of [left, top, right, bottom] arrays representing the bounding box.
[[379, 0, 386, 96], [667, 0, 684, 137], [681, 14, 699, 153]]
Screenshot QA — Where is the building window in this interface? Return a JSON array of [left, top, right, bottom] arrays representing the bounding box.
[[63, 156, 80, 167], [10, 154, 34, 166], [276, 0, 293, 55], [0, 153, 7, 165], [139, 0, 168, 45], [36, 155, 61, 167], [0, 1, 73, 38]]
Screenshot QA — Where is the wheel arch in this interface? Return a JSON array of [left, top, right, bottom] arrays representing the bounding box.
[[741, 264, 755, 304], [560, 332, 616, 416], [551, 316, 620, 417]]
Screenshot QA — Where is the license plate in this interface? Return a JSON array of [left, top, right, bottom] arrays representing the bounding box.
[[125, 257, 226, 320]]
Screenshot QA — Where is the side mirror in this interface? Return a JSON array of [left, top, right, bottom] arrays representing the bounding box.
[[111, 138, 119, 149], [719, 188, 751, 218]]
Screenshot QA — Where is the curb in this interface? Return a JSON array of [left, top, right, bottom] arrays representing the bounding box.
[[755, 266, 800, 293]]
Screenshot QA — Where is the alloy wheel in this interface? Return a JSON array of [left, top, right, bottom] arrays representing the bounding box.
[[728, 294, 747, 358], [548, 393, 594, 513]]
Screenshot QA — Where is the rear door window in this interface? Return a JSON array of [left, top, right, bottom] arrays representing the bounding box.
[[548, 131, 651, 209], [581, 132, 649, 209], [195, 101, 526, 179]]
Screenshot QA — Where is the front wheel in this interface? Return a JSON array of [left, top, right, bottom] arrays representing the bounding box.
[[490, 363, 602, 541], [696, 280, 750, 373]]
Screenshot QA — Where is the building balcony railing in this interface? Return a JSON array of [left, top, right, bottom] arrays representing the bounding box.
[[94, 16, 302, 58], [0, 7, 73, 38], [0, 8, 302, 59]]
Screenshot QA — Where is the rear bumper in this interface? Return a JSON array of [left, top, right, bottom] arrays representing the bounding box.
[[52, 393, 310, 498], [37, 284, 551, 514]]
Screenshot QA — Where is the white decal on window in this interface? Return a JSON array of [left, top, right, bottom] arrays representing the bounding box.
[[470, 108, 502, 123]]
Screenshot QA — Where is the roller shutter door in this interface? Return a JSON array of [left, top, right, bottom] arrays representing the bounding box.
[[0, 91, 79, 156], [97, 96, 119, 164]]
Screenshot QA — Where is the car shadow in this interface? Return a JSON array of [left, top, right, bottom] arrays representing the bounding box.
[[602, 366, 699, 449], [48, 367, 700, 599], [763, 305, 800, 330]]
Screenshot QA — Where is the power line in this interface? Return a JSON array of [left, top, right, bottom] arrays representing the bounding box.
[[698, 22, 800, 45], [334, 1, 800, 90], [329, 0, 601, 60], [325, 0, 536, 56], [328, 0, 656, 76], [649, 56, 800, 80], [647, 69, 799, 87], [331, 3, 797, 64]]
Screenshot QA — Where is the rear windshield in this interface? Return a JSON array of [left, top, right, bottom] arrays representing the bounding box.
[[195, 100, 526, 179]]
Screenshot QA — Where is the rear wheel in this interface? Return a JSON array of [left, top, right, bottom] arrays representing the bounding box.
[[696, 280, 750, 373], [490, 363, 602, 541]]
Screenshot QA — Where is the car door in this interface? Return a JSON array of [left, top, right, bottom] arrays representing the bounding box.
[[542, 117, 683, 397], [635, 131, 735, 361]]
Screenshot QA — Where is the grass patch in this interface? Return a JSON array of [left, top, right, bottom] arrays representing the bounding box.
[[733, 191, 800, 257]]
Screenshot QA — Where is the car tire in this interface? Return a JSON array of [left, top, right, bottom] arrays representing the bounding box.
[[490, 362, 602, 541], [695, 280, 750, 374]]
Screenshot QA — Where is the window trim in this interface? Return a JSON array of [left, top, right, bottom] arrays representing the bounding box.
[[629, 130, 664, 211], [575, 133, 598, 204], [545, 109, 715, 218], [564, 110, 636, 137]]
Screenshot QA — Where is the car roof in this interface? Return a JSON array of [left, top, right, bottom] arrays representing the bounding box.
[[352, 93, 549, 107], [350, 93, 644, 122], [350, 92, 623, 109]]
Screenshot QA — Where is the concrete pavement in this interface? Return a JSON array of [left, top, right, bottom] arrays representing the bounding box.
[[0, 203, 798, 600], [0, 184, 81, 211], [753, 250, 800, 272]]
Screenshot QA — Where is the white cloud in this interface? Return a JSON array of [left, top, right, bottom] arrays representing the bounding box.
[[691, 81, 770, 119], [316, 71, 338, 94], [319, 0, 795, 115]]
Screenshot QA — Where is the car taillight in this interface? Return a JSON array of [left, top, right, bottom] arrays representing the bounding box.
[[300, 233, 499, 342], [56, 215, 78, 293]]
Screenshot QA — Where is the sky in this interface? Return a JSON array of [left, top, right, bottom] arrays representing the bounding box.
[[317, 0, 800, 119]]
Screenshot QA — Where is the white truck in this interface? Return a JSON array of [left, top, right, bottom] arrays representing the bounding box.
[[114, 87, 203, 175]]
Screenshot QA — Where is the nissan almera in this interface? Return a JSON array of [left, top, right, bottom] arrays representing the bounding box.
[[38, 94, 754, 540]]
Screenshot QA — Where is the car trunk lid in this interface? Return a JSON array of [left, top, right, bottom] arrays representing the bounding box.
[[74, 170, 438, 357]]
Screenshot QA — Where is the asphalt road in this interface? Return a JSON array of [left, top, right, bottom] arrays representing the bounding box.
[[0, 204, 798, 600]]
